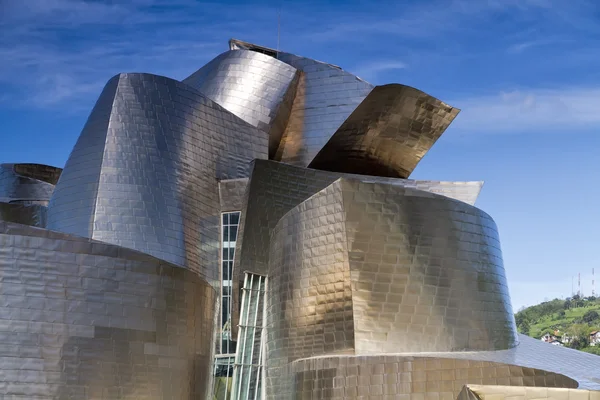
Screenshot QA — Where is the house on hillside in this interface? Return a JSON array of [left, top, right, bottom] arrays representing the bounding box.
[[549, 339, 564, 346], [541, 333, 558, 343], [590, 331, 600, 346], [561, 333, 573, 344]]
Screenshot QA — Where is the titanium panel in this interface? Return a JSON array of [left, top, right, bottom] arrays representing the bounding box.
[[458, 385, 600, 400], [219, 178, 249, 212], [182, 50, 299, 158], [0, 220, 216, 399], [266, 179, 517, 366], [0, 201, 47, 227], [0, 163, 61, 204], [232, 160, 483, 339], [268, 355, 579, 400], [47, 73, 268, 281], [309, 84, 460, 178], [271, 53, 374, 167]]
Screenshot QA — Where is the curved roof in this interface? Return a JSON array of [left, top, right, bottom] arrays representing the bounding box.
[[309, 84, 460, 178]]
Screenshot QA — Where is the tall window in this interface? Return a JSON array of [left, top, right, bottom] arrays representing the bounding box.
[[221, 211, 240, 354], [214, 211, 241, 400]]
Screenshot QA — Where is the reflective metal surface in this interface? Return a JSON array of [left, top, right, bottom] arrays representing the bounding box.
[[267, 179, 517, 361], [47, 73, 268, 282], [229, 39, 376, 167], [3, 38, 600, 400], [0, 163, 61, 204], [459, 384, 600, 400], [219, 178, 249, 212], [270, 355, 579, 400], [0, 201, 47, 226], [183, 50, 299, 158], [0, 220, 216, 399], [309, 84, 460, 178]]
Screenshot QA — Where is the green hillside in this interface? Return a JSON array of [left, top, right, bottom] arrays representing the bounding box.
[[515, 295, 600, 355]]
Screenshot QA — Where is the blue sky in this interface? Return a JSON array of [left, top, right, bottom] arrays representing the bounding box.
[[2, 0, 600, 310]]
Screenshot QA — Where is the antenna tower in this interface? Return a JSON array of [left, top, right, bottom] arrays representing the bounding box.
[[578, 272, 581, 297], [593, 268, 596, 297]]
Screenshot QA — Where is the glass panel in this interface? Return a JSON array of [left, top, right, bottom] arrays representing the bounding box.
[[223, 226, 229, 241], [229, 225, 238, 242], [222, 213, 229, 225], [231, 273, 267, 400], [230, 212, 240, 225]]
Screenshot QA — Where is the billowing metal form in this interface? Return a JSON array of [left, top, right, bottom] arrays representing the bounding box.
[[267, 179, 517, 363], [458, 385, 600, 400], [0, 202, 47, 226], [0, 221, 216, 399], [309, 84, 461, 178], [269, 354, 581, 399], [232, 159, 484, 329], [3, 38, 600, 400], [183, 50, 299, 158], [229, 39, 376, 167], [232, 160, 483, 342], [0, 163, 61, 204], [47, 73, 268, 281]]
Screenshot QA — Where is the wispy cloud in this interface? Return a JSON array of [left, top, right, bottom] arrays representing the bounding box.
[[303, 0, 556, 42], [0, 0, 279, 109], [353, 61, 408, 82], [449, 87, 600, 134]]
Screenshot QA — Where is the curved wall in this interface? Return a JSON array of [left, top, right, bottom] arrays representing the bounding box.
[[0, 221, 216, 399], [0, 202, 47, 226], [266, 178, 517, 369], [273, 52, 374, 167], [267, 355, 578, 400], [0, 163, 61, 204], [182, 50, 299, 158], [47, 73, 268, 281]]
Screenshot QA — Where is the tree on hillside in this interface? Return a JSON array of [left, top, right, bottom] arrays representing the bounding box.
[[518, 319, 530, 335], [567, 323, 591, 349], [583, 310, 599, 324]]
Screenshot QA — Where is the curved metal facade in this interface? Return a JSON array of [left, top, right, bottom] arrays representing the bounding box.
[[0, 221, 216, 399], [273, 53, 374, 166], [309, 84, 460, 178], [47, 73, 268, 281], [0, 202, 47, 226], [183, 50, 299, 158], [0, 163, 61, 204], [2, 38, 600, 400], [267, 179, 517, 363], [269, 355, 579, 399]]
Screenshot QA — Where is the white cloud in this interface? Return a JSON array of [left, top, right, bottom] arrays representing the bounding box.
[[353, 61, 408, 82], [0, 0, 278, 109], [449, 87, 600, 134]]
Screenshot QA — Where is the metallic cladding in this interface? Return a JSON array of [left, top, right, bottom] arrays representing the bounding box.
[[0, 163, 61, 204], [47, 73, 268, 282], [267, 355, 579, 399], [0, 202, 47, 227], [266, 179, 517, 365], [182, 50, 299, 158], [309, 84, 461, 178], [272, 52, 374, 167], [0, 220, 216, 399], [458, 385, 600, 400], [218, 178, 248, 212], [232, 160, 484, 340]]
